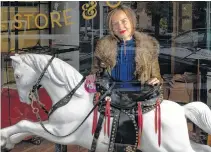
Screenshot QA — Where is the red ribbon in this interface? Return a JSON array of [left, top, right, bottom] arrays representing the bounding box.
[[155, 98, 161, 146], [92, 93, 100, 135], [104, 115, 107, 136], [137, 102, 143, 147], [107, 100, 111, 137]]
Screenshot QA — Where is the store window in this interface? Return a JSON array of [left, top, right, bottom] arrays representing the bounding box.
[[1, 1, 211, 150], [1, 2, 50, 53], [1, 2, 50, 87]]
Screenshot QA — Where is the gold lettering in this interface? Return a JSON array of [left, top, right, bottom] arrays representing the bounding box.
[[50, 11, 62, 28], [63, 8, 73, 26], [23, 14, 33, 29], [35, 13, 48, 29], [13, 14, 23, 29], [106, 1, 121, 9]]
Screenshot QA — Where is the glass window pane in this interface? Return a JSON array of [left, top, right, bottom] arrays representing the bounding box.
[[1, 32, 15, 52], [1, 7, 8, 31], [1, 7, 16, 31], [175, 32, 192, 44], [18, 31, 39, 49]]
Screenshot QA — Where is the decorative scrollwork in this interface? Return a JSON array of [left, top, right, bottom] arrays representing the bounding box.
[[82, 1, 97, 20]]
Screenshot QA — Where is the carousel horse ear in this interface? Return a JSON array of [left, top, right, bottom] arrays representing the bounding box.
[[10, 55, 22, 64]]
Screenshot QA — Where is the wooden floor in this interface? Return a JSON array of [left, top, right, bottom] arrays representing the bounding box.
[[10, 139, 88, 152]]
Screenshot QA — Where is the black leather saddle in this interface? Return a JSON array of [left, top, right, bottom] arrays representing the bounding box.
[[93, 73, 161, 152], [91, 64, 162, 152], [96, 76, 161, 110]]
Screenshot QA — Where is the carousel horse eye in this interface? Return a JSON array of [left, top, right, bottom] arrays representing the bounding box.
[[15, 74, 21, 79]]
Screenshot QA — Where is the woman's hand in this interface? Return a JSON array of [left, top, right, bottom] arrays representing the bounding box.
[[147, 77, 160, 86]]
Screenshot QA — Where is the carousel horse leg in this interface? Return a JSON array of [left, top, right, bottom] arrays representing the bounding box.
[[2, 133, 68, 152], [1, 132, 33, 150], [1, 120, 80, 150]]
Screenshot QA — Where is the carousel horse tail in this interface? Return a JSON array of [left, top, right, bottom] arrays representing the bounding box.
[[184, 101, 211, 135]]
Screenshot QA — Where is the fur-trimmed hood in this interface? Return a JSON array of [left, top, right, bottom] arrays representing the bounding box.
[[92, 31, 162, 83]]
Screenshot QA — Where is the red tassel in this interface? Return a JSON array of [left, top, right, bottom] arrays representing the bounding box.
[[104, 97, 108, 136], [92, 108, 98, 134], [158, 100, 161, 146], [104, 97, 111, 137], [92, 93, 100, 135], [137, 102, 143, 147], [107, 101, 111, 137], [155, 101, 157, 133], [104, 115, 107, 136], [155, 98, 161, 147]]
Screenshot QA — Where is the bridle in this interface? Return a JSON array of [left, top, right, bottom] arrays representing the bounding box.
[[29, 55, 55, 115], [28, 55, 114, 137]]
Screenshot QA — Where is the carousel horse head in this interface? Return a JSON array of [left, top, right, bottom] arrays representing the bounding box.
[[10, 54, 39, 104], [10, 53, 86, 105]]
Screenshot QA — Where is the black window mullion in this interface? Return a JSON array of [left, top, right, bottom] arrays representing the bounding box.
[[15, 1, 18, 53]]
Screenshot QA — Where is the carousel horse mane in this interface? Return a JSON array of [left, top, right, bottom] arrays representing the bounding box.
[[15, 53, 85, 96]]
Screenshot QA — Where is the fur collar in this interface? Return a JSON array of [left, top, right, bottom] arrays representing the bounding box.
[[96, 31, 160, 70]]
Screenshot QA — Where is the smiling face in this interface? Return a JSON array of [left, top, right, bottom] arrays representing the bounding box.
[[11, 55, 38, 104], [111, 10, 132, 41]]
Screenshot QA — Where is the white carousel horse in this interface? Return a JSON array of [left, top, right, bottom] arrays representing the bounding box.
[[1, 53, 211, 152]]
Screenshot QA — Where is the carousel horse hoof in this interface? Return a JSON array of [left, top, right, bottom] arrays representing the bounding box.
[[1, 136, 15, 151], [1, 141, 11, 152], [1, 136, 7, 149], [1, 148, 12, 152]]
